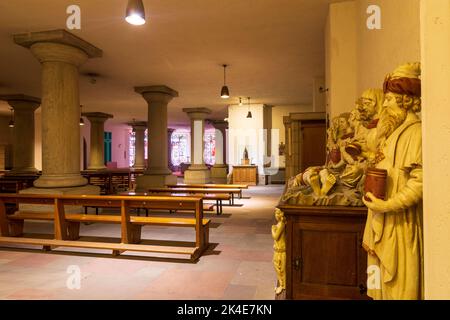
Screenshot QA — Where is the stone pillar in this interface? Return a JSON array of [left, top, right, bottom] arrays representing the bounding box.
[[134, 86, 178, 190], [183, 108, 212, 184], [84, 112, 113, 170], [211, 120, 228, 184], [0, 94, 40, 174], [129, 122, 147, 170], [13, 29, 102, 195], [421, 0, 450, 299], [168, 128, 175, 171]]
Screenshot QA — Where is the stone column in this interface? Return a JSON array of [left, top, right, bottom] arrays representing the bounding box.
[[134, 86, 178, 190], [183, 108, 212, 184], [421, 0, 450, 299], [129, 122, 147, 170], [168, 128, 175, 171], [84, 112, 113, 170], [211, 120, 228, 183], [13, 29, 102, 192], [0, 94, 40, 174]]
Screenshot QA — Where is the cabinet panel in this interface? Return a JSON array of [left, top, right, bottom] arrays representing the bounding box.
[[280, 206, 369, 300]]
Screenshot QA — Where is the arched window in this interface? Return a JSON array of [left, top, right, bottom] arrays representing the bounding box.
[[171, 130, 190, 166], [204, 130, 216, 165]]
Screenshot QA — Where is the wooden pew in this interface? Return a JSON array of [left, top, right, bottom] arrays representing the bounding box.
[[167, 183, 248, 199], [0, 194, 210, 260], [121, 192, 229, 215], [148, 187, 241, 205]]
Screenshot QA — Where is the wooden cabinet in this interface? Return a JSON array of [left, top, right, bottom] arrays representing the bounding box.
[[232, 165, 258, 185], [284, 113, 327, 180], [278, 205, 369, 300]]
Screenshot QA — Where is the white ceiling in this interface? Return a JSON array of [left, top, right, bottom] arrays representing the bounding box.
[[0, 0, 339, 126]]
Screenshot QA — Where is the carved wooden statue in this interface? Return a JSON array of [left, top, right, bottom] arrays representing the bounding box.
[[272, 208, 286, 295], [362, 62, 423, 300]]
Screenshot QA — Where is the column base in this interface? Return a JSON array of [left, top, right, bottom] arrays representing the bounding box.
[[184, 168, 212, 184], [210, 165, 228, 184], [5, 168, 39, 176], [19, 185, 101, 213], [87, 166, 107, 171], [135, 173, 177, 191], [33, 174, 88, 188]]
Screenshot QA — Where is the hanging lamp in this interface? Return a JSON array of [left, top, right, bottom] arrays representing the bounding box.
[[220, 64, 230, 99], [8, 108, 14, 128], [246, 97, 252, 119], [126, 0, 146, 26], [239, 97, 243, 106]]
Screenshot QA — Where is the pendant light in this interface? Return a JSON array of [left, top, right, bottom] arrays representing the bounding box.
[[8, 108, 14, 128], [246, 97, 252, 119], [126, 0, 146, 26], [79, 105, 85, 126], [220, 64, 230, 99], [239, 97, 243, 106]]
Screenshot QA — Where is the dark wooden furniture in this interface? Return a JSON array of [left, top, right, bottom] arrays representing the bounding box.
[[0, 194, 210, 260], [232, 165, 258, 186], [277, 205, 369, 300], [167, 183, 248, 199], [147, 187, 241, 206]]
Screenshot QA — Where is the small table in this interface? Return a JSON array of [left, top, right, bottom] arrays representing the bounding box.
[[232, 165, 258, 186]]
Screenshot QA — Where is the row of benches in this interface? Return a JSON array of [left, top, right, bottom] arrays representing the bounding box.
[[0, 194, 210, 260]]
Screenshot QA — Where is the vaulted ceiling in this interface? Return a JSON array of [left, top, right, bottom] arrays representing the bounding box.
[[0, 0, 341, 126]]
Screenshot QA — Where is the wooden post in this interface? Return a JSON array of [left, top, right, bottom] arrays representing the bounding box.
[[0, 200, 10, 236], [120, 200, 132, 244], [195, 199, 204, 249], [54, 198, 68, 240]]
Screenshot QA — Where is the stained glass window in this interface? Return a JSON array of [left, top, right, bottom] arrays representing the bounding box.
[[204, 130, 216, 165], [171, 130, 190, 166]]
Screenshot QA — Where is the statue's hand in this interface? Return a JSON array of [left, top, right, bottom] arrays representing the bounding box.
[[362, 192, 389, 213]]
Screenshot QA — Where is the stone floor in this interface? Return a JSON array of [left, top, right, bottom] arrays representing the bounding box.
[[0, 184, 284, 300]]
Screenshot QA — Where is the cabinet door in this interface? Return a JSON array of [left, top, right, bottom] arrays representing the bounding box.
[[291, 218, 368, 300]]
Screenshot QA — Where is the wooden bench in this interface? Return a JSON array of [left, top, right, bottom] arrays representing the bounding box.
[[121, 192, 229, 215], [0, 194, 210, 260], [148, 187, 241, 206], [167, 183, 248, 199]]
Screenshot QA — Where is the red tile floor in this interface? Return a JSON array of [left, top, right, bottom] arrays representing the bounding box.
[[0, 185, 284, 300]]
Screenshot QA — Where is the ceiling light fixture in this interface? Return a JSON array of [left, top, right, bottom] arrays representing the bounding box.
[[8, 108, 14, 128], [220, 64, 230, 99], [239, 97, 243, 106], [246, 97, 252, 119], [79, 105, 85, 126], [126, 0, 146, 26]]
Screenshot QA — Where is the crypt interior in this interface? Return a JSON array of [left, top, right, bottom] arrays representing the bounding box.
[[0, 0, 449, 300]]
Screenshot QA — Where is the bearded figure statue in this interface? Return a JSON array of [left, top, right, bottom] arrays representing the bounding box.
[[362, 62, 423, 300], [281, 89, 384, 207]]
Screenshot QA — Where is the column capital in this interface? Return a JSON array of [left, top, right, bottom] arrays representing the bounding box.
[[183, 108, 212, 120], [134, 85, 179, 104], [0, 94, 41, 111], [14, 29, 103, 58], [83, 112, 114, 123], [211, 120, 228, 131], [128, 121, 148, 131]]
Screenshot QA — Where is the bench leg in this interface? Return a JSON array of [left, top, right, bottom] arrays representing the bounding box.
[[67, 222, 80, 240], [9, 220, 24, 237], [203, 224, 210, 246], [130, 225, 142, 244]]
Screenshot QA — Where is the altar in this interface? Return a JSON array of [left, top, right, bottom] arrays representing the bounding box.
[[232, 165, 258, 186]]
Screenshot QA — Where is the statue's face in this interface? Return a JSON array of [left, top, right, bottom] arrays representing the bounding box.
[[357, 98, 377, 121], [383, 92, 402, 114], [338, 117, 349, 131]]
